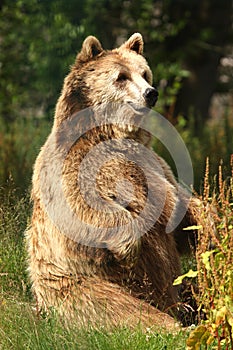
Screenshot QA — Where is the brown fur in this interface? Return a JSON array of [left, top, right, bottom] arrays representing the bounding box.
[[26, 33, 198, 331]]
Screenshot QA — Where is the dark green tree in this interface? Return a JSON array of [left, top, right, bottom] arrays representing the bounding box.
[[0, 0, 86, 122]]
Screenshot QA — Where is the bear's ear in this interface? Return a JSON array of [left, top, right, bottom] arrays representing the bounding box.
[[76, 36, 103, 64], [119, 33, 144, 55]]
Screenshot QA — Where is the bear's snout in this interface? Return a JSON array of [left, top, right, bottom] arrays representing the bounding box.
[[143, 87, 158, 108]]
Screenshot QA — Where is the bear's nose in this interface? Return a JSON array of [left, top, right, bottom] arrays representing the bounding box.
[[143, 87, 158, 108]]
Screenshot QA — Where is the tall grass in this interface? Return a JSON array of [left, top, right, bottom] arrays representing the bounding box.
[[176, 159, 233, 349], [153, 113, 233, 191], [0, 186, 30, 300], [0, 301, 187, 350], [0, 116, 51, 194], [176, 114, 233, 191]]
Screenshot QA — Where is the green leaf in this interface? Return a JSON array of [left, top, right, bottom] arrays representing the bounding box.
[[173, 269, 198, 286], [201, 251, 215, 271], [186, 325, 208, 349], [183, 225, 202, 231]]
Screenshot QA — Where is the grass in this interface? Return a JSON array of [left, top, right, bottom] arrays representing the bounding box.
[[153, 112, 233, 191], [0, 188, 30, 300], [0, 301, 187, 349], [0, 186, 188, 350], [0, 116, 52, 195]]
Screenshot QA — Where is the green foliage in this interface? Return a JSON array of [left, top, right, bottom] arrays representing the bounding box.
[[0, 0, 85, 120], [0, 300, 187, 350], [175, 160, 233, 349], [186, 325, 214, 350], [153, 112, 233, 191], [1, 0, 231, 123], [154, 64, 190, 116], [0, 116, 51, 193], [181, 114, 233, 191], [173, 269, 198, 286], [0, 186, 30, 299]]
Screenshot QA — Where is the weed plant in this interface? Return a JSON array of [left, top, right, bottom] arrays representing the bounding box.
[[178, 158, 233, 350]]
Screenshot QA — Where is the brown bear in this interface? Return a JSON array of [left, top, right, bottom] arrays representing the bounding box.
[[26, 33, 198, 331]]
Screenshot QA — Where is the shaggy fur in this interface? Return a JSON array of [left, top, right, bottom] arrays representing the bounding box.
[[26, 33, 198, 330]]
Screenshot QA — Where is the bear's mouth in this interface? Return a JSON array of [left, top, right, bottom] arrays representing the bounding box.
[[127, 102, 149, 116]]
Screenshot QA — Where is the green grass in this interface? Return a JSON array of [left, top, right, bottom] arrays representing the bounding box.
[[0, 187, 188, 350], [0, 301, 187, 350], [0, 189, 30, 299]]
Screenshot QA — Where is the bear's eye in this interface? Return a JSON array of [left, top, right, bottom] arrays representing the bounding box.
[[142, 71, 149, 82], [116, 73, 128, 82]]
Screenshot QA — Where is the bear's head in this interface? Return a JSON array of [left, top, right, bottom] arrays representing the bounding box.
[[55, 33, 158, 125]]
